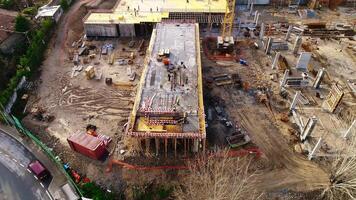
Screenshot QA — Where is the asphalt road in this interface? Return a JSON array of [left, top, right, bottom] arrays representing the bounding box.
[[0, 130, 52, 200]]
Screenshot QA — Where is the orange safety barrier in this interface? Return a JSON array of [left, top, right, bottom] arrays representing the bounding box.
[[106, 147, 262, 173]]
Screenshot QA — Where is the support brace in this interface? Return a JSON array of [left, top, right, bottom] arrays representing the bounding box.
[[343, 120, 356, 139], [308, 137, 322, 160], [301, 116, 318, 141]]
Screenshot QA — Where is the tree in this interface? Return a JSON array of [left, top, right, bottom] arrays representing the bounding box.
[[173, 151, 261, 200], [0, 0, 14, 9], [60, 0, 69, 10], [15, 15, 30, 32], [322, 136, 356, 200]]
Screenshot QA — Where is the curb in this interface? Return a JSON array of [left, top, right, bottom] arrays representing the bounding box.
[[0, 124, 64, 200]]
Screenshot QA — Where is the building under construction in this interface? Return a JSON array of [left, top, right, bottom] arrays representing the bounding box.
[[83, 0, 227, 37], [125, 23, 206, 156]]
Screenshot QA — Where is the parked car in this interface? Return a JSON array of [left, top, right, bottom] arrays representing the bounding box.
[[28, 160, 50, 180]]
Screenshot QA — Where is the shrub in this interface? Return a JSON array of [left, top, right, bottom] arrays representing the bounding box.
[[0, 0, 14, 9], [81, 182, 116, 200], [0, 19, 53, 106], [60, 0, 69, 10], [15, 15, 30, 32], [22, 7, 37, 16]]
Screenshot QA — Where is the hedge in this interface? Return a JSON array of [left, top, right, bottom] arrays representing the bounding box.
[[0, 19, 54, 106]]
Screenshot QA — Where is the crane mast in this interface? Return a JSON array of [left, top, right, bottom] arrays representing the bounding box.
[[222, 0, 236, 38], [217, 0, 236, 52]]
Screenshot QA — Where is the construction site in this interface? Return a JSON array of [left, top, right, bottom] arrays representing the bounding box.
[[6, 0, 355, 198]]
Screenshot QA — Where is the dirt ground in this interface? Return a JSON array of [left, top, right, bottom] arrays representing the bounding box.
[[0, 9, 17, 43], [23, 0, 142, 192], [20, 2, 356, 199]]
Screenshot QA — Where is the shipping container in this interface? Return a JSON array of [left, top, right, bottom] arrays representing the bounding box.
[[67, 133, 107, 160]]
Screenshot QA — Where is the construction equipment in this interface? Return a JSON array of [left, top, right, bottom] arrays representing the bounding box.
[[217, 0, 236, 52], [85, 66, 95, 80]]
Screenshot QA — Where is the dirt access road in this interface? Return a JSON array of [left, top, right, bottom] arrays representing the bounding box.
[[24, 0, 130, 191]]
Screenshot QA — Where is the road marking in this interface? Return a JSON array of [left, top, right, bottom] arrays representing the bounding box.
[[40, 183, 44, 188], [5, 154, 9, 157], [46, 191, 53, 200], [27, 169, 32, 173], [19, 163, 25, 168], [12, 158, 17, 163], [34, 175, 38, 180]]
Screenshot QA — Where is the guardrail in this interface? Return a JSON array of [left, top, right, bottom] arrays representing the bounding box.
[[0, 104, 83, 197]]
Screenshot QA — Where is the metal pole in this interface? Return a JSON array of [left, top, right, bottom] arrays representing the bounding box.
[[343, 120, 356, 139], [308, 137, 322, 160]]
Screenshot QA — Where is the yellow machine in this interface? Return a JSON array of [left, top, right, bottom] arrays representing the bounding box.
[[217, 0, 236, 51], [222, 0, 236, 39]]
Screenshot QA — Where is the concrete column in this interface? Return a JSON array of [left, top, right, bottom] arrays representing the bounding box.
[[343, 120, 356, 139], [285, 25, 292, 41], [296, 52, 312, 70], [293, 36, 302, 54], [202, 139, 206, 154], [313, 68, 325, 89], [260, 23, 265, 40], [290, 91, 301, 111], [272, 51, 280, 70], [253, 11, 258, 22], [250, 3, 254, 15], [155, 138, 159, 155], [192, 139, 199, 153], [308, 137, 322, 160], [301, 116, 318, 141], [145, 138, 150, 153], [280, 69, 289, 87], [174, 138, 177, 157], [255, 13, 261, 25], [265, 37, 273, 54]]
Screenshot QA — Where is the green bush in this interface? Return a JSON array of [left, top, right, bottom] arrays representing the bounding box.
[[0, 0, 14, 9], [22, 7, 38, 16], [60, 0, 69, 10], [0, 19, 53, 106], [20, 19, 54, 70], [15, 15, 30, 32], [0, 67, 29, 105], [81, 182, 116, 200]]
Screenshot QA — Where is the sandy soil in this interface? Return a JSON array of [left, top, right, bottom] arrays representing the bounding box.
[[23, 0, 140, 192], [20, 2, 356, 198]]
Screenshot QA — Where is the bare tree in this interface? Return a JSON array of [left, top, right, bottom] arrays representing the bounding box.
[[174, 151, 261, 200], [322, 136, 356, 200]]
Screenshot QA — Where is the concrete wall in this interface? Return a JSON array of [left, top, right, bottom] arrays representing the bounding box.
[[84, 24, 118, 37], [119, 24, 136, 37], [53, 8, 63, 22]]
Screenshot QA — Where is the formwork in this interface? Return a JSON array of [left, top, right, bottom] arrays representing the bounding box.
[[83, 0, 226, 36], [126, 23, 206, 156]]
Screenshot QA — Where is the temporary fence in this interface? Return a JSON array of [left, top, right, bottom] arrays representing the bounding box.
[[106, 147, 262, 172], [0, 105, 83, 197]]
